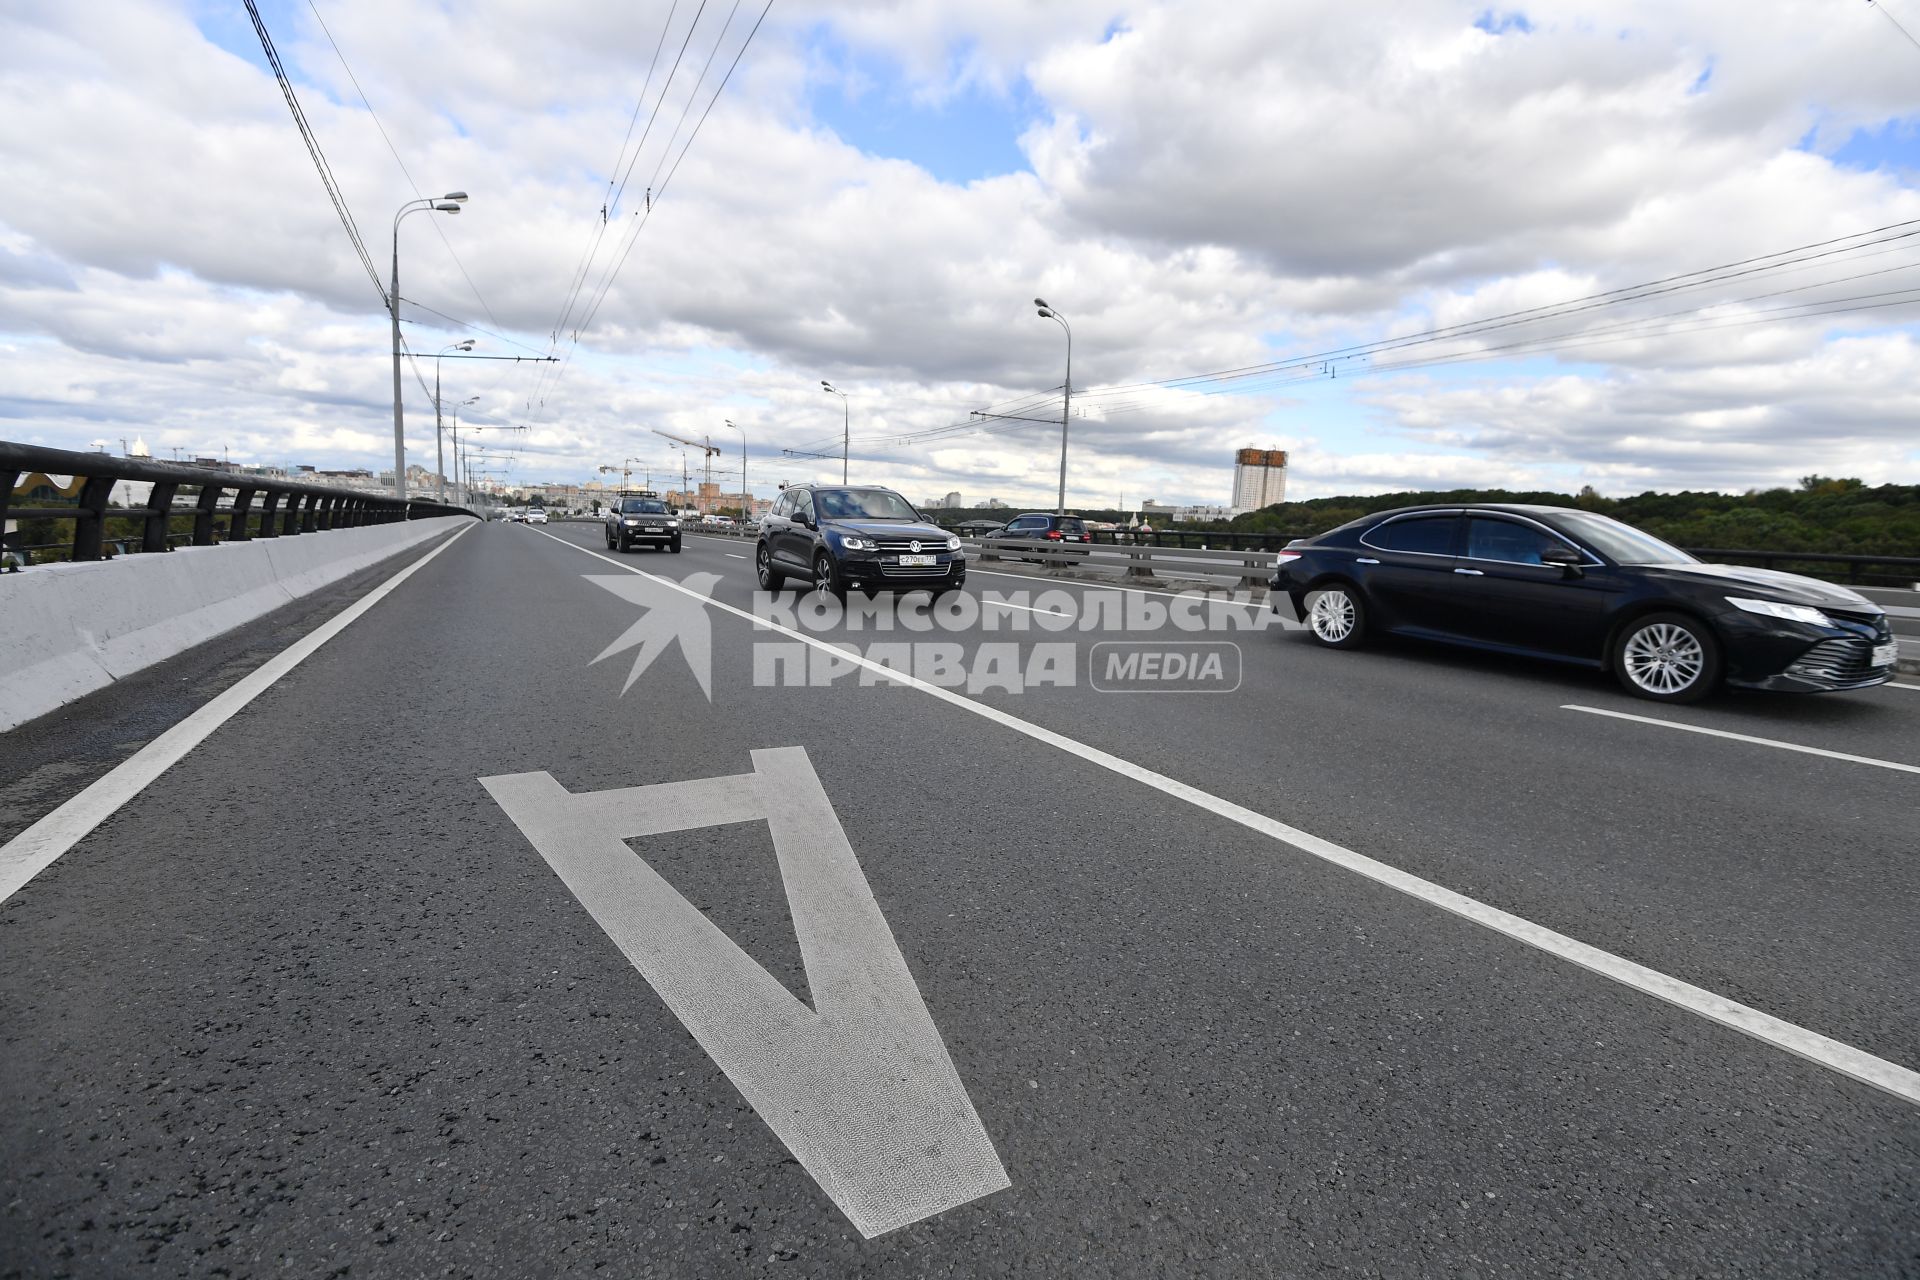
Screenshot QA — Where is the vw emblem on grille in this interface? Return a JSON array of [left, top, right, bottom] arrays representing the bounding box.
[[910, 540, 922, 553]]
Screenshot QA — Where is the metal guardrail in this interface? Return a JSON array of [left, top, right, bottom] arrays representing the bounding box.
[[2, 441, 475, 570], [1676, 548, 1920, 588], [971, 535, 1273, 586]]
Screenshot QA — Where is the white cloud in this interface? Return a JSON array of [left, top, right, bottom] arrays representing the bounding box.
[[0, 0, 1917, 508]]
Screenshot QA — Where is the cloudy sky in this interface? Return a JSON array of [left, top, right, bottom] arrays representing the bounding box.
[[3, 0, 1919, 507]]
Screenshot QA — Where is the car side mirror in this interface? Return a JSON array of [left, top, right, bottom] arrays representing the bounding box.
[[1540, 545, 1583, 575]]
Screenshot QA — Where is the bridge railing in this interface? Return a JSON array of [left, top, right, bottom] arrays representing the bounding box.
[[3, 441, 474, 570]]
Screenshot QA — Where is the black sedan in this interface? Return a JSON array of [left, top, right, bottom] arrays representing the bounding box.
[[1268, 504, 1898, 702]]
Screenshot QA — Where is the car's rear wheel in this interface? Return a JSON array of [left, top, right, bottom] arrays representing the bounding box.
[[1304, 584, 1366, 649], [813, 549, 845, 598], [1613, 612, 1720, 703], [756, 544, 784, 591]]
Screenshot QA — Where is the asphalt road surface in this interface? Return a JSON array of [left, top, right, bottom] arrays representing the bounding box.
[[3, 521, 1916, 1278]]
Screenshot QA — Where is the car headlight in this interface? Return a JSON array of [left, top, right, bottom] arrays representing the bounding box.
[[667, 519, 679, 527], [839, 535, 873, 551], [623, 518, 640, 525], [945, 536, 961, 551], [1726, 596, 1833, 627]]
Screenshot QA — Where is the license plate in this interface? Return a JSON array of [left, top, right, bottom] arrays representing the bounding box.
[[898, 554, 937, 566], [1872, 641, 1898, 668]]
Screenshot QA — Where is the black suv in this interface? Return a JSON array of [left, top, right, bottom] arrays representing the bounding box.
[[756, 486, 965, 596], [604, 494, 681, 553], [996, 512, 1092, 559]]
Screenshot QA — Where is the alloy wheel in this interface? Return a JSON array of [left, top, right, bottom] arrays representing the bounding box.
[[1622, 622, 1705, 695], [1309, 589, 1355, 643]]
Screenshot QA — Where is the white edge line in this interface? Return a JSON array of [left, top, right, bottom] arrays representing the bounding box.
[[533, 527, 1920, 1107], [1889, 682, 1920, 692], [0, 523, 475, 906], [1562, 704, 1920, 775]]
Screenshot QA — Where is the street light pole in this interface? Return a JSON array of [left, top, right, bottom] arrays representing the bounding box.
[[435, 339, 475, 502], [724, 418, 747, 519], [1035, 299, 1072, 516], [821, 381, 849, 483], [390, 191, 469, 500]]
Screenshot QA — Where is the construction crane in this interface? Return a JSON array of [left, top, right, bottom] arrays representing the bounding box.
[[651, 428, 722, 512]]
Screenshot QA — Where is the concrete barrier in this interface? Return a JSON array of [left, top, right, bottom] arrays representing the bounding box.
[[0, 517, 466, 732]]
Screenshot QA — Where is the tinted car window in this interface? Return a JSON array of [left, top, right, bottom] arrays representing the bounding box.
[[1551, 511, 1696, 565], [619, 498, 667, 514], [1008, 516, 1045, 531], [1365, 515, 1457, 555], [1058, 519, 1085, 535], [771, 491, 792, 519], [793, 491, 814, 523], [815, 489, 919, 521], [1466, 518, 1567, 565]]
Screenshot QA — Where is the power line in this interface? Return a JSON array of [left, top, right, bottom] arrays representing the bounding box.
[[398, 296, 551, 355], [1870, 0, 1920, 56], [242, 0, 384, 304], [1074, 216, 1920, 404], [534, 0, 774, 421], [529, 0, 711, 418], [304, 0, 505, 333]]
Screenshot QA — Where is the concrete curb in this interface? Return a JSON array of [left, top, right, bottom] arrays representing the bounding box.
[[0, 517, 467, 733]]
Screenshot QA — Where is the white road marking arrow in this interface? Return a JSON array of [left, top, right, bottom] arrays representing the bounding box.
[[479, 747, 1010, 1237]]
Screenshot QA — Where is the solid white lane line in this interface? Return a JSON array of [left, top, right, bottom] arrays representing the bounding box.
[[0, 523, 474, 906], [1890, 683, 1920, 692], [1563, 704, 1920, 775], [533, 528, 1920, 1107]]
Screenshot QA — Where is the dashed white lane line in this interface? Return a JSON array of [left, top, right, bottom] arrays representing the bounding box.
[[1890, 683, 1920, 692], [0, 523, 475, 906], [725, 553, 746, 559], [980, 598, 1068, 617], [533, 527, 1920, 1108], [1563, 704, 1920, 775]]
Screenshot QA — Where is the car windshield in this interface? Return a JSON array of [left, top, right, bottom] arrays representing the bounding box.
[[1550, 510, 1696, 564], [620, 498, 667, 514], [815, 489, 920, 521]]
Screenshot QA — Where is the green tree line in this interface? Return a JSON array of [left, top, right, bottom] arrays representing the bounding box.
[[1214, 477, 1920, 557]]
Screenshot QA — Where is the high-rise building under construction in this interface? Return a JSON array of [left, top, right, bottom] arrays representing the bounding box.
[[1231, 447, 1289, 511]]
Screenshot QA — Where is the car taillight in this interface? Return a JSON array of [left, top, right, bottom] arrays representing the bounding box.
[[1080, 534, 1091, 542], [1273, 550, 1304, 565], [1045, 530, 1063, 540]]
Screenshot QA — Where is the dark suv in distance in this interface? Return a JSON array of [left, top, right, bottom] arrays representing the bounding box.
[[603, 493, 681, 553], [1269, 503, 1898, 702], [995, 512, 1093, 560], [756, 486, 965, 596]]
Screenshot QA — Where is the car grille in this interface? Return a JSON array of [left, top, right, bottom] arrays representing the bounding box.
[[877, 561, 952, 577], [874, 538, 949, 553], [1786, 636, 1885, 684]]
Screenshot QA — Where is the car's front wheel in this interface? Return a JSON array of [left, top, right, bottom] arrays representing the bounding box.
[[813, 549, 845, 598], [1304, 583, 1366, 649], [756, 543, 784, 591], [1613, 612, 1720, 703]]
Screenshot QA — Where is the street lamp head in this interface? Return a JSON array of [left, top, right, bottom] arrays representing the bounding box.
[[1034, 297, 1049, 309], [820, 380, 834, 391], [458, 339, 476, 351], [443, 191, 469, 203], [434, 202, 461, 213], [1037, 307, 1053, 319]]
